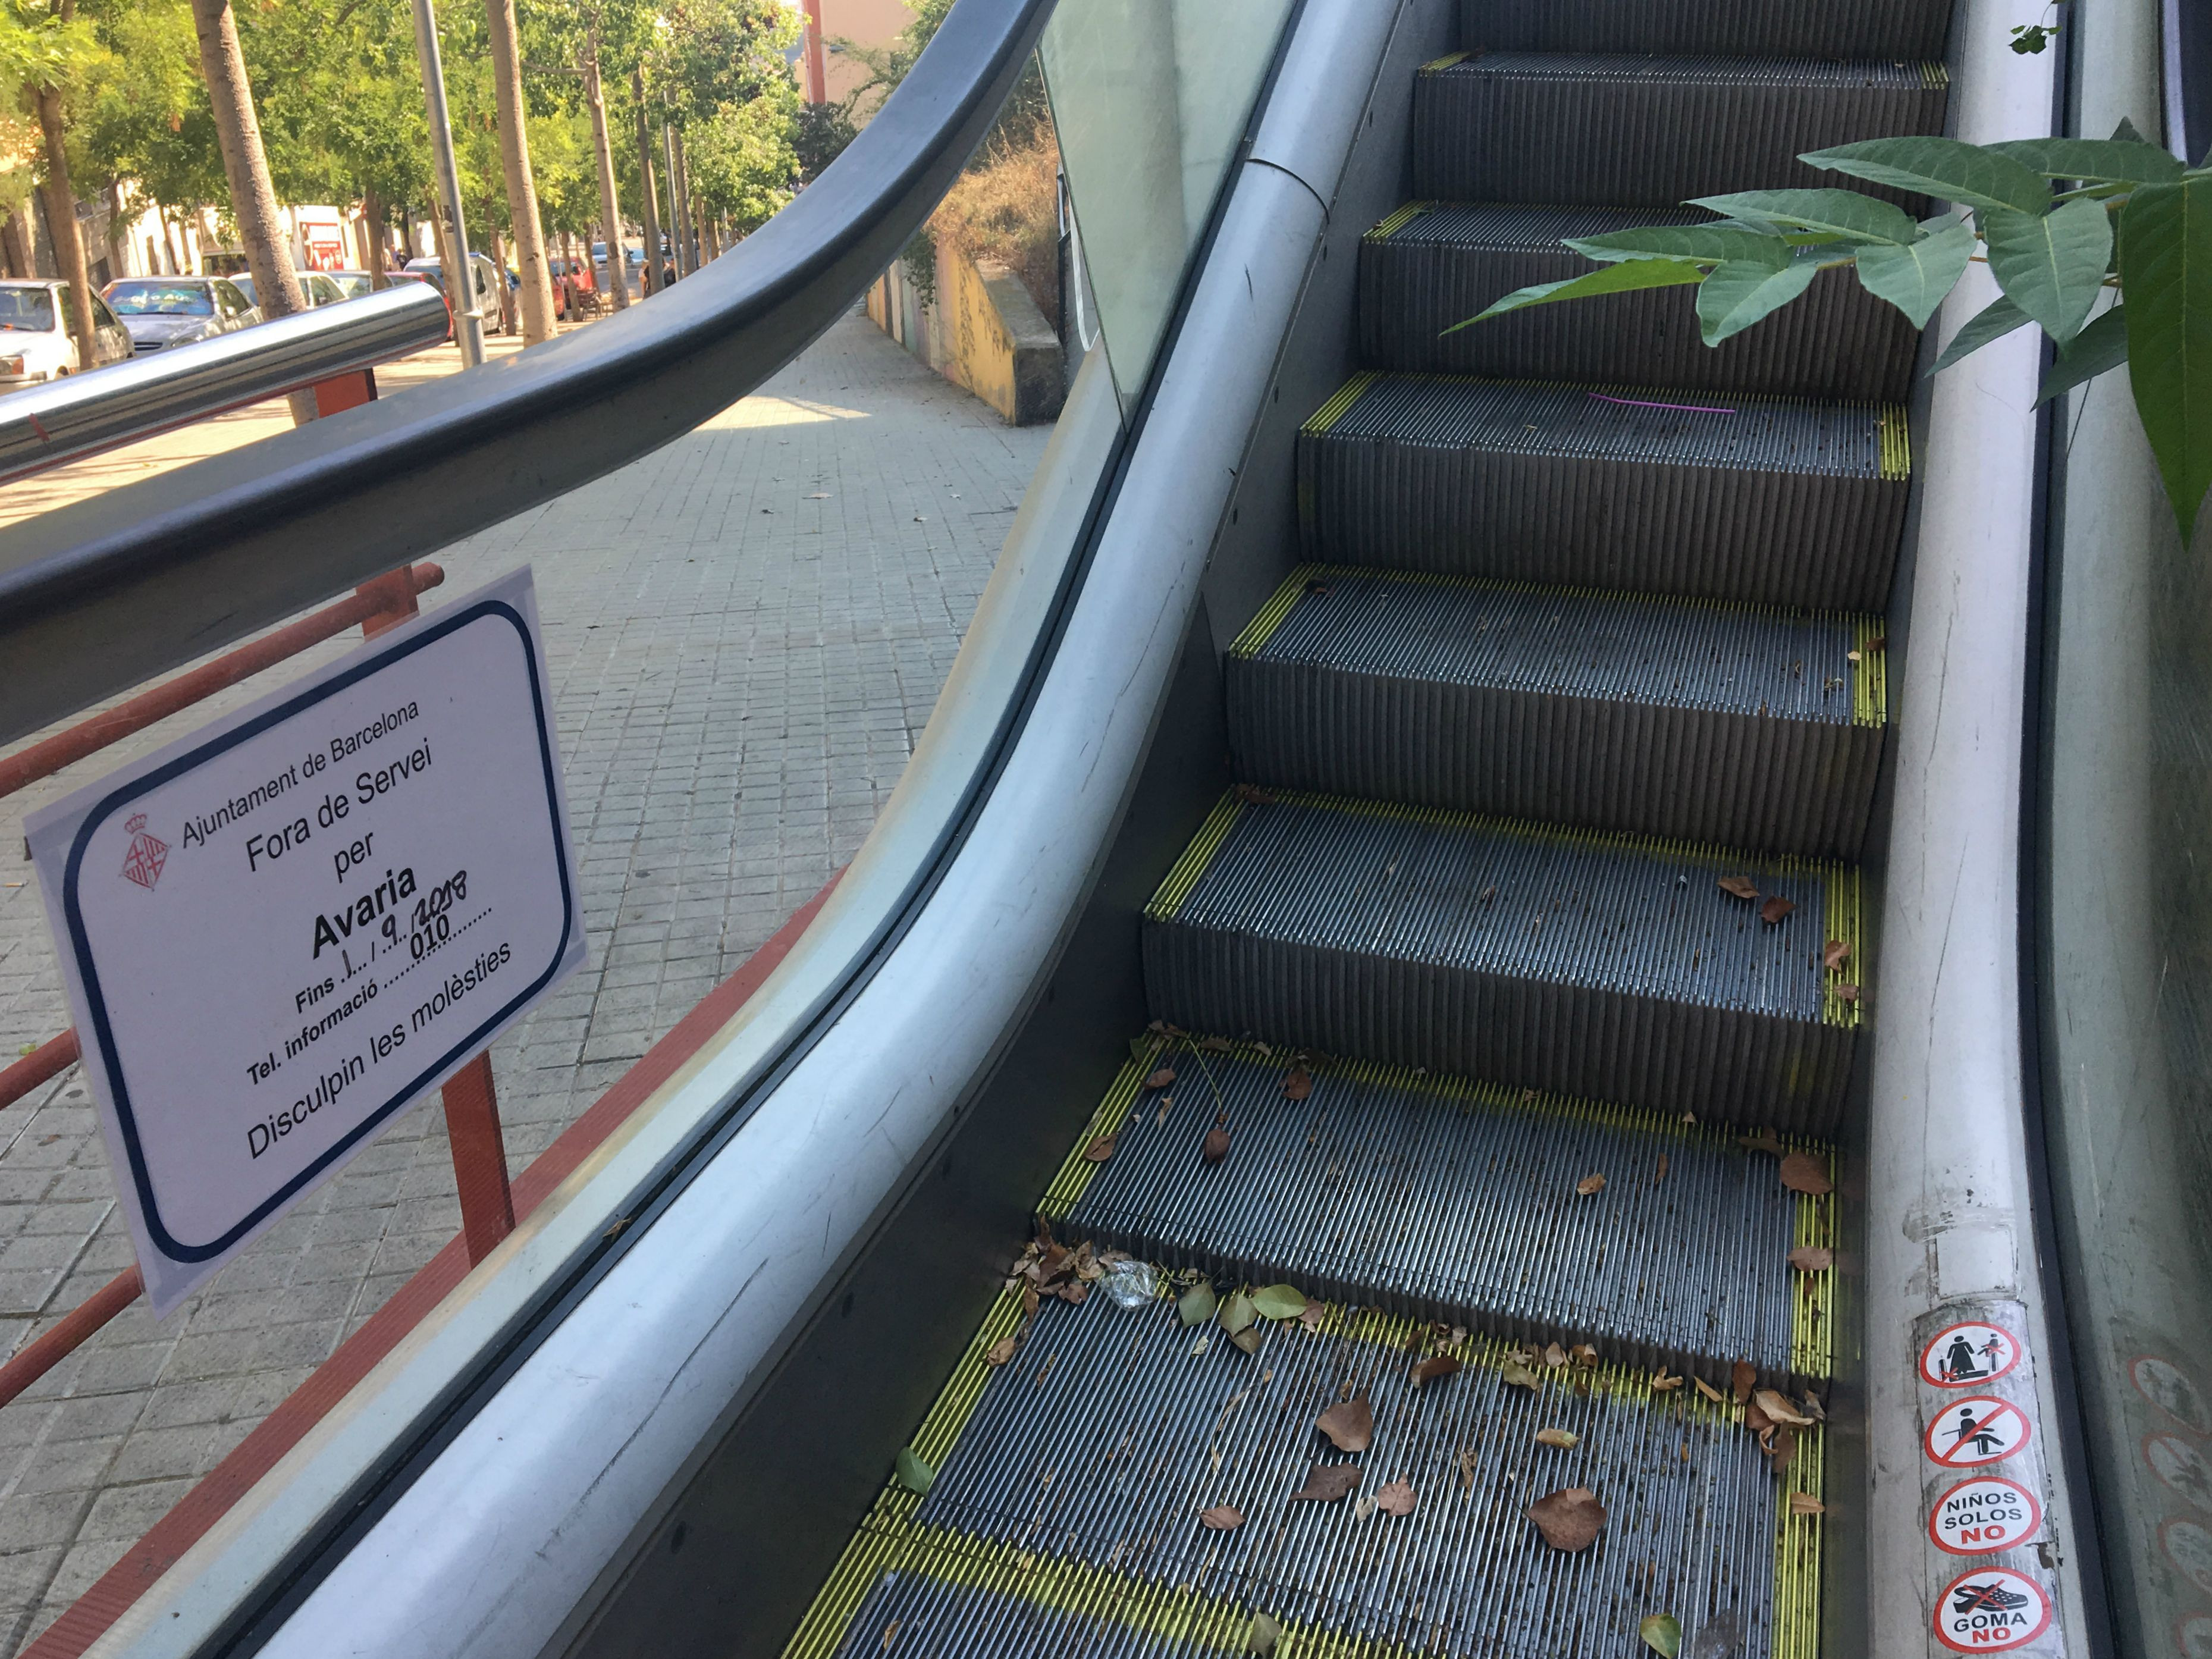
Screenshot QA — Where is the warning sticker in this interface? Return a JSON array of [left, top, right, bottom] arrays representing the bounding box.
[[2133, 1355, 2212, 1436], [2147, 1432, 2212, 1513], [2163, 1517, 2212, 1594], [2178, 1612, 2212, 1658], [1922, 1322, 2023, 1388], [1927, 1476, 2043, 1555], [1932, 1568, 2053, 1653], [1925, 1397, 2033, 1469]]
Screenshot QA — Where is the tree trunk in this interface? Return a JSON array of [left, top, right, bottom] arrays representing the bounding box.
[[701, 209, 720, 261], [164, 216, 185, 275], [632, 70, 660, 296], [103, 180, 130, 278], [583, 47, 626, 309], [364, 187, 389, 287], [0, 208, 29, 278], [32, 80, 98, 370], [670, 127, 695, 274], [189, 0, 304, 322], [489, 227, 516, 331], [426, 196, 459, 330], [480, 0, 554, 341]]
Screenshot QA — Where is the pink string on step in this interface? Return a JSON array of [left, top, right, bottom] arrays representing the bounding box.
[[1587, 393, 1738, 415]]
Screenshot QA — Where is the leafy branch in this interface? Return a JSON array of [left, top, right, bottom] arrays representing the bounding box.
[[1454, 123, 2212, 541]]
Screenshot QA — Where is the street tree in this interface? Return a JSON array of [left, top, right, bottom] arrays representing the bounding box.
[[2, 0, 102, 365]]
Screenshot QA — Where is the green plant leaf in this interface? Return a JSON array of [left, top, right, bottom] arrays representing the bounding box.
[[1219, 1290, 1257, 1337], [1697, 259, 1822, 344], [1990, 136, 2185, 186], [1983, 197, 2114, 342], [1854, 219, 1977, 327], [1687, 189, 1919, 245], [1251, 1284, 1307, 1321], [2121, 175, 2212, 541], [1446, 258, 1704, 333], [2037, 305, 2129, 403], [1928, 294, 2034, 374], [1640, 1613, 1684, 1658], [1565, 224, 1788, 268], [1178, 1280, 1219, 1326], [1803, 136, 2052, 214], [895, 1447, 936, 1496]]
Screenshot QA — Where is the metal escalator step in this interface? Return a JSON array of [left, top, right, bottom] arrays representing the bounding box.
[[1460, 0, 1952, 61], [1300, 373, 1908, 611], [804, 1294, 1824, 1659], [1412, 53, 1949, 208], [1040, 1039, 1835, 1383], [1225, 566, 1887, 860], [1141, 794, 1861, 1135], [1360, 203, 1921, 403]]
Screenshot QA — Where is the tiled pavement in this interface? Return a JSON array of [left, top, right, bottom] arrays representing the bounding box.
[[0, 309, 1055, 1654]]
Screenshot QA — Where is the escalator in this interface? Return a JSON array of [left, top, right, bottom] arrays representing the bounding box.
[[8, 1, 2179, 1656]]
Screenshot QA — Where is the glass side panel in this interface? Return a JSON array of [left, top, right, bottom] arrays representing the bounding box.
[[1039, 0, 1295, 409]]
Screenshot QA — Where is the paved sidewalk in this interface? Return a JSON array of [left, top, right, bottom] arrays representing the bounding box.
[[0, 309, 1054, 1654]]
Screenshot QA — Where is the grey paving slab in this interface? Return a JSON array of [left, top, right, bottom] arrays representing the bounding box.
[[0, 308, 1053, 1655]]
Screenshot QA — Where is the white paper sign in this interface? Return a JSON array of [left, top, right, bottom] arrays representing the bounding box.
[[27, 569, 583, 1312]]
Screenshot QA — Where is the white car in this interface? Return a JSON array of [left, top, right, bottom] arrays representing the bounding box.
[[0, 279, 134, 387]]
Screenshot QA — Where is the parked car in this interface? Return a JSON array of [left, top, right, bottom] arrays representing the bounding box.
[[100, 275, 258, 353], [227, 270, 350, 309], [322, 270, 378, 301], [589, 239, 647, 295], [0, 279, 134, 387], [383, 269, 455, 340], [403, 253, 507, 335]]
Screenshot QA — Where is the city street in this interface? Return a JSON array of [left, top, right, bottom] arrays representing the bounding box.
[[0, 308, 1054, 1654]]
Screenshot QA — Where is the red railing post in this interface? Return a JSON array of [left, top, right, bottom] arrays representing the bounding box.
[[0, 1267, 142, 1410], [441, 1053, 516, 1263]]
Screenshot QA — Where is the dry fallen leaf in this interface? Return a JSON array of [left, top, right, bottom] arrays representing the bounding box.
[[1822, 939, 1850, 971], [1316, 1394, 1375, 1453], [1693, 1375, 1725, 1404], [1300, 1300, 1327, 1330], [1200, 1504, 1245, 1531], [985, 1332, 1019, 1366], [1640, 1613, 1683, 1658], [1292, 1463, 1361, 1503], [1760, 895, 1794, 925], [1788, 1492, 1826, 1516], [1200, 1035, 1232, 1053], [881, 1619, 900, 1652], [1203, 1118, 1232, 1165], [1741, 1127, 1785, 1157], [1576, 1172, 1607, 1196], [1754, 1388, 1815, 1427], [1745, 1396, 1774, 1435], [1526, 1486, 1605, 1551], [1535, 1427, 1580, 1450], [1655, 1153, 1670, 1183], [1021, 1286, 1040, 1318], [1281, 1067, 1313, 1101], [1778, 1153, 1833, 1195], [1545, 1342, 1569, 1370], [1229, 1325, 1264, 1355], [1084, 1136, 1117, 1163], [1412, 1355, 1463, 1389], [1833, 982, 1860, 1003], [1571, 1344, 1599, 1369], [1800, 1391, 1827, 1423], [1059, 1281, 1088, 1304], [1501, 1357, 1542, 1390], [1457, 1447, 1480, 1490], [1145, 1067, 1176, 1090], [1245, 1612, 1282, 1656], [1717, 875, 1759, 901], [1374, 1479, 1416, 1517], [1789, 1246, 1834, 1272], [1651, 1368, 1684, 1393], [1768, 1424, 1797, 1472], [1731, 1360, 1756, 1404]]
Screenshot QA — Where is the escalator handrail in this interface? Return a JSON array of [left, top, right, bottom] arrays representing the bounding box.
[[0, 0, 1052, 748]]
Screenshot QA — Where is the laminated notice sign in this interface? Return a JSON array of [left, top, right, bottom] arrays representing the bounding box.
[[27, 569, 583, 1312]]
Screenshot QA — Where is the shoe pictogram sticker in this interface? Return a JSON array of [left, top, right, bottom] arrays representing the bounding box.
[[1925, 1397, 2032, 1469], [1933, 1568, 2052, 1652]]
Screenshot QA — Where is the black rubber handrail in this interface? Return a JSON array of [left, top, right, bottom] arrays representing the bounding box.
[[0, 0, 1054, 746]]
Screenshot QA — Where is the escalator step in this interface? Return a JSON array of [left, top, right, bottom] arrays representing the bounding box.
[[1142, 794, 1860, 1134], [1300, 372, 1908, 611], [1226, 566, 1887, 860], [1412, 54, 1949, 208], [1459, 0, 1953, 59], [818, 1294, 1821, 1659], [1359, 202, 1922, 403], [1043, 1039, 1835, 1382]]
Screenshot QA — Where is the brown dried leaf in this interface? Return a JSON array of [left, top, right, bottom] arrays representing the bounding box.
[[1316, 1394, 1375, 1453], [1084, 1136, 1118, 1163], [1692, 1375, 1725, 1404], [1374, 1479, 1416, 1517], [1730, 1360, 1756, 1404], [1412, 1354, 1463, 1389], [1800, 1391, 1827, 1423], [1203, 1119, 1232, 1165], [1059, 1281, 1089, 1304], [1299, 1300, 1327, 1330], [881, 1619, 901, 1652], [1544, 1342, 1569, 1370], [1576, 1172, 1608, 1197], [1535, 1427, 1580, 1450], [1788, 1492, 1825, 1516], [1866, 634, 1886, 652], [1021, 1286, 1040, 1318], [1651, 1368, 1684, 1393], [1745, 1397, 1774, 1435], [1200, 1504, 1245, 1531], [1200, 1035, 1232, 1053], [1717, 875, 1759, 901], [1833, 982, 1860, 1003], [1767, 1424, 1797, 1472], [1526, 1486, 1606, 1552], [1292, 1463, 1360, 1503], [1741, 1127, 1785, 1156], [1655, 1153, 1670, 1183], [1229, 1325, 1264, 1354], [1788, 1246, 1834, 1272], [1753, 1388, 1816, 1427], [985, 1331, 1019, 1366], [1822, 939, 1851, 971], [1760, 895, 1794, 925], [1145, 1067, 1177, 1090], [1036, 1243, 1071, 1284], [1571, 1344, 1599, 1369], [1280, 1067, 1313, 1102], [1501, 1357, 1542, 1390], [1457, 1447, 1480, 1490], [1778, 1153, 1833, 1196]]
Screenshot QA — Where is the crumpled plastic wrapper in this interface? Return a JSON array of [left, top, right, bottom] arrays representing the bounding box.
[[1099, 1257, 1157, 1310]]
